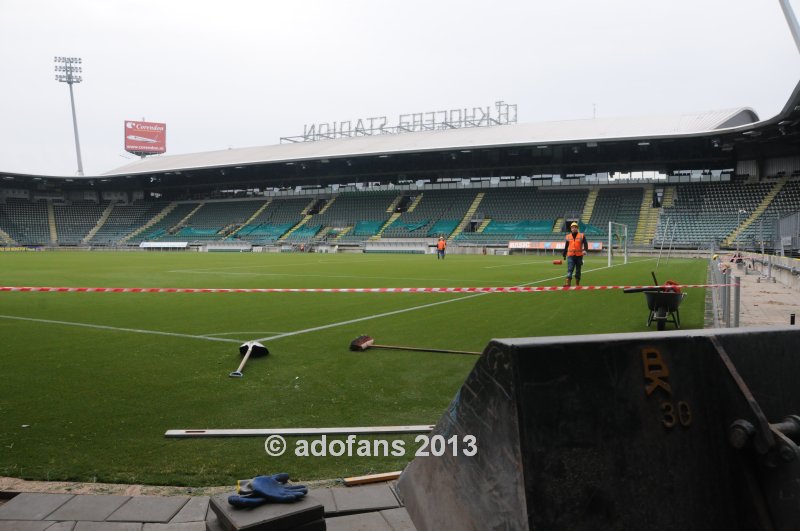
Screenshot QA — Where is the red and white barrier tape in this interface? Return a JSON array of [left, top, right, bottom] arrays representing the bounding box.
[[0, 284, 727, 294]]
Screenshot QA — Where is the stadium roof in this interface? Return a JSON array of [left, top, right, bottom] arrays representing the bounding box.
[[103, 108, 759, 177]]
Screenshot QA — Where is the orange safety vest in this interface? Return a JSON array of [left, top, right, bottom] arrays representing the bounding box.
[[437, 240, 446, 251], [566, 232, 585, 256]]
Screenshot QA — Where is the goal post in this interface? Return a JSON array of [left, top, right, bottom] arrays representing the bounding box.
[[608, 222, 628, 267]]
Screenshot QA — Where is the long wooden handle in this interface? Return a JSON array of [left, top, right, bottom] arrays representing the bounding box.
[[372, 344, 480, 356], [234, 344, 254, 373]]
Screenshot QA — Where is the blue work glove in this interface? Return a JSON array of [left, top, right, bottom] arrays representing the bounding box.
[[251, 473, 308, 501], [228, 473, 307, 507], [227, 494, 270, 508]]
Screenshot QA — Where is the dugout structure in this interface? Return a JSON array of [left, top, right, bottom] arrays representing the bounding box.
[[398, 326, 800, 531]]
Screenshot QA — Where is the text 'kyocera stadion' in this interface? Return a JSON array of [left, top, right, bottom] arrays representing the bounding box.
[[281, 100, 518, 143]]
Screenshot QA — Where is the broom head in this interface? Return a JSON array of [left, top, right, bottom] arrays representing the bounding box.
[[350, 335, 375, 351]]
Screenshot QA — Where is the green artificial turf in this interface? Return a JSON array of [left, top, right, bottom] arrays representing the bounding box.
[[0, 251, 708, 485]]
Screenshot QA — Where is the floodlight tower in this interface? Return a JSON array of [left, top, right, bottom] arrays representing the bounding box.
[[54, 56, 84, 176], [779, 0, 800, 54]]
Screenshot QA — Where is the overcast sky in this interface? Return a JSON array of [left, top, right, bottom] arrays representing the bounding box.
[[1, 0, 799, 177]]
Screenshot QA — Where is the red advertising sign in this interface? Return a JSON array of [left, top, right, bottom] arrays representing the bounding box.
[[124, 120, 166, 154]]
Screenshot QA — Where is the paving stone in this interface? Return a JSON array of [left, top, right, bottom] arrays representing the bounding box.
[[379, 508, 417, 531], [0, 522, 56, 531], [306, 489, 336, 515], [46, 495, 130, 522], [324, 512, 393, 531], [204, 509, 224, 531], [0, 494, 73, 521], [167, 497, 208, 524], [45, 523, 76, 531], [387, 482, 401, 501], [142, 523, 206, 531], [72, 523, 142, 531], [329, 485, 399, 514], [107, 497, 189, 524], [209, 492, 323, 531]]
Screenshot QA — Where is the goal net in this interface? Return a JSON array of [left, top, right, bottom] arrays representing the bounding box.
[[608, 222, 629, 266]]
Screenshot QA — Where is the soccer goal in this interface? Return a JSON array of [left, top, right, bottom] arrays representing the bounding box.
[[608, 222, 629, 267]]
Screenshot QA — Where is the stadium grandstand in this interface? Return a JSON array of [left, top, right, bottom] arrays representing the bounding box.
[[2, 85, 800, 256]]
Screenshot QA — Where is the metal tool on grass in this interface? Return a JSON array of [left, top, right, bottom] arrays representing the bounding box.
[[230, 341, 269, 378], [622, 272, 672, 294], [349, 335, 480, 356]]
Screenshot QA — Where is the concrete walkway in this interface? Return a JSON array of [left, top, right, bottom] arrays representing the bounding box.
[[726, 257, 799, 328], [0, 483, 416, 531]]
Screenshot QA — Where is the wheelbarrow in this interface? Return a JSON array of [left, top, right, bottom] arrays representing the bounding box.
[[623, 274, 686, 331], [643, 289, 686, 330]]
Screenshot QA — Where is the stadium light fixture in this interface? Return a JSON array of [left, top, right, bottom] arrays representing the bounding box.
[[54, 56, 85, 176]]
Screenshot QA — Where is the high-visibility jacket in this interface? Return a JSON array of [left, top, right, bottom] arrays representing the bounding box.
[[565, 232, 585, 256], [437, 240, 446, 251]]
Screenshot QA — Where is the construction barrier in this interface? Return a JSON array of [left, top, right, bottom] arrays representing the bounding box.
[[0, 284, 728, 294]]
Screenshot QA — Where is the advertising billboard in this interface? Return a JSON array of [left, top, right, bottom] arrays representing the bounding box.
[[124, 120, 166, 154], [508, 241, 604, 250]]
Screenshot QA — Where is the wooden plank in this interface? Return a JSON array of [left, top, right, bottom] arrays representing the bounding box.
[[343, 471, 402, 486], [164, 425, 434, 438]]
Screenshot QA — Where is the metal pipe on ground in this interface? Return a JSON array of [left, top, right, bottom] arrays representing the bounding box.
[[165, 425, 434, 438]]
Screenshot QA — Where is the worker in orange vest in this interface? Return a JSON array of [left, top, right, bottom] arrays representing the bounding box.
[[562, 222, 589, 286], [436, 236, 447, 260]]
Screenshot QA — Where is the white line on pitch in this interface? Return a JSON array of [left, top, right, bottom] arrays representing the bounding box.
[[0, 315, 242, 343], [253, 261, 628, 343], [253, 294, 480, 343], [202, 331, 286, 337], [484, 260, 545, 269]]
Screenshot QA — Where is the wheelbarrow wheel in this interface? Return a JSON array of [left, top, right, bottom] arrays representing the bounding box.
[[656, 307, 667, 331]]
